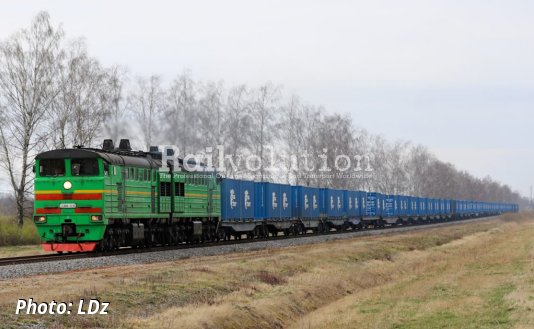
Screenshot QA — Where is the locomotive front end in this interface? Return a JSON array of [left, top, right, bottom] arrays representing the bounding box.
[[34, 150, 106, 252]]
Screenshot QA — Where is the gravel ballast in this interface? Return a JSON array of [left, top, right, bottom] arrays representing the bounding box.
[[0, 216, 498, 280]]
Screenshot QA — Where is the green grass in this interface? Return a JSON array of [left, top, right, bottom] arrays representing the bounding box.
[[392, 283, 516, 329], [0, 216, 40, 246]]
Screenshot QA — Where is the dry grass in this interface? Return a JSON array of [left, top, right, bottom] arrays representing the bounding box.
[[0, 244, 45, 258], [0, 213, 533, 329]]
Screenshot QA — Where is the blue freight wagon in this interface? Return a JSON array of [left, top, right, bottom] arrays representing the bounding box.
[[414, 197, 425, 221], [397, 195, 412, 224], [324, 189, 347, 229], [255, 182, 294, 233], [383, 195, 402, 224], [345, 190, 363, 228], [220, 178, 256, 234], [433, 199, 440, 218], [214, 177, 517, 239], [292, 186, 322, 231], [291, 186, 320, 219], [364, 192, 385, 227], [255, 182, 291, 220], [359, 191, 367, 218], [407, 196, 417, 219]]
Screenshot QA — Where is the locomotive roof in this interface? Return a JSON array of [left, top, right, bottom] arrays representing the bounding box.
[[35, 148, 162, 169]]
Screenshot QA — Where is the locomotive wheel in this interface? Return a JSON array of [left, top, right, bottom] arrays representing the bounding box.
[[217, 229, 225, 242]]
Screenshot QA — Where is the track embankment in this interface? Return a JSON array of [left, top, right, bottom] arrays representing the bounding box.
[[1, 213, 533, 329]]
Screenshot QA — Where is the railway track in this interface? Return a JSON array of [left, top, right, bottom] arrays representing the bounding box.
[[0, 215, 500, 267], [0, 252, 90, 266]]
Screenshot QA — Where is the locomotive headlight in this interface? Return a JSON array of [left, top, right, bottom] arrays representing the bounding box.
[[34, 216, 46, 223], [63, 181, 72, 190], [91, 215, 103, 222]]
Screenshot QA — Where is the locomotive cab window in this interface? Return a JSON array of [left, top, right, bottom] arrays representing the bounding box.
[[39, 159, 65, 176], [71, 159, 100, 176], [103, 163, 109, 176]]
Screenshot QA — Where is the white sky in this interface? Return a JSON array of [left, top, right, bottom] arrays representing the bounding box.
[[0, 0, 533, 197]]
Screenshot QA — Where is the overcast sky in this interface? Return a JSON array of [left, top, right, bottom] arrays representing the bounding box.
[[0, 0, 533, 197]]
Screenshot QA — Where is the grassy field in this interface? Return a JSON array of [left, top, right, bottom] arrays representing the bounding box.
[[0, 216, 40, 248], [0, 213, 533, 328]]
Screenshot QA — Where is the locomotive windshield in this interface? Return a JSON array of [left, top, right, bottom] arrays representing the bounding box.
[[39, 159, 65, 176], [71, 158, 100, 176]]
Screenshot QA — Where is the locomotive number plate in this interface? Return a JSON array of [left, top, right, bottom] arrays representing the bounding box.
[[59, 203, 77, 209]]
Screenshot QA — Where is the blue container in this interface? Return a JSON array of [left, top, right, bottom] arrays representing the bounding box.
[[279, 184, 292, 218], [325, 189, 345, 217], [291, 186, 300, 218], [398, 195, 408, 217], [349, 191, 358, 217], [358, 191, 367, 217], [461, 200, 468, 214], [319, 188, 327, 216], [221, 178, 255, 221], [365, 192, 383, 217], [292, 186, 321, 219], [416, 197, 426, 216], [255, 182, 292, 220], [424, 198, 432, 216], [411, 197, 419, 216], [430, 198, 436, 215], [384, 195, 396, 218], [428, 198, 435, 216]]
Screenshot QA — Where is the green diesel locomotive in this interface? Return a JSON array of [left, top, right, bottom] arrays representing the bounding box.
[[33, 139, 220, 252]]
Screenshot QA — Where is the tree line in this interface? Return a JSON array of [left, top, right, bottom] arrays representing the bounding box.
[[0, 12, 527, 225]]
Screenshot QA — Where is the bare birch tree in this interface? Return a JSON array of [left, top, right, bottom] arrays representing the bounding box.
[[0, 12, 64, 226], [50, 39, 110, 149]]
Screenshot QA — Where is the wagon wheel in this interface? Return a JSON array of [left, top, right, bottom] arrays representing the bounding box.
[[253, 226, 261, 239]]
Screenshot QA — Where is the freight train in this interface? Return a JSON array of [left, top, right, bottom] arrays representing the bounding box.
[[33, 139, 519, 252]]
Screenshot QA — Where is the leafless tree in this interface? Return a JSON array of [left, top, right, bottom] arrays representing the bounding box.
[[294, 105, 323, 187], [279, 95, 302, 184], [50, 39, 110, 149], [128, 75, 165, 150], [165, 70, 199, 156], [222, 84, 252, 178], [102, 65, 128, 144], [249, 82, 281, 181], [0, 12, 64, 226], [197, 81, 225, 166]]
